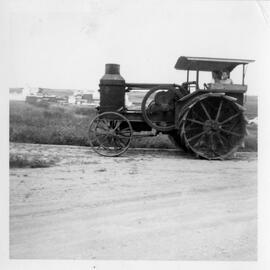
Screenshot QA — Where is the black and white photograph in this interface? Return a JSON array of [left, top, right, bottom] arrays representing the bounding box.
[[2, 0, 270, 269]]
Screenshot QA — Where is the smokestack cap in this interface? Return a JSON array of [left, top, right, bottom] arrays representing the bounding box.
[[100, 63, 125, 85], [105, 64, 120, 75]]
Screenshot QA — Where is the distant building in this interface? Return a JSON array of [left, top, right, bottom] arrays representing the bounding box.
[[9, 88, 25, 101], [36, 88, 76, 105], [10, 88, 23, 94], [74, 92, 94, 105], [38, 88, 74, 98], [11, 86, 99, 105], [10, 87, 38, 101], [68, 95, 76, 104], [41, 95, 57, 103], [56, 96, 69, 104], [82, 93, 93, 103], [26, 95, 42, 104]]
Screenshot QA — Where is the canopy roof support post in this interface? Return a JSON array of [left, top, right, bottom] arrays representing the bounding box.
[[196, 70, 199, 90], [242, 64, 245, 85], [187, 70, 190, 91]]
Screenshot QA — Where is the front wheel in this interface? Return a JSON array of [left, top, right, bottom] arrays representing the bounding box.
[[88, 112, 133, 157]]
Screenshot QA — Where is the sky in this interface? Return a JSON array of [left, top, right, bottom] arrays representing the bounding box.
[[8, 0, 270, 95]]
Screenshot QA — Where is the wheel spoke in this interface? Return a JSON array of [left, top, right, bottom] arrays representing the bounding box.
[[186, 118, 205, 125], [224, 118, 241, 132], [216, 133, 225, 148], [96, 133, 108, 139], [119, 127, 131, 132], [97, 135, 111, 147], [111, 137, 122, 149], [118, 127, 132, 136], [96, 132, 111, 144], [193, 133, 206, 148], [200, 102, 212, 120], [219, 132, 233, 147], [95, 131, 110, 136], [115, 138, 126, 148], [185, 126, 202, 132], [119, 129, 132, 134], [112, 120, 121, 130], [96, 121, 110, 132], [191, 108, 205, 122], [220, 128, 242, 137], [99, 118, 110, 127], [187, 130, 208, 142], [95, 125, 108, 132], [215, 100, 223, 121], [113, 134, 131, 139], [112, 121, 121, 131], [220, 112, 241, 125], [116, 132, 131, 138], [209, 133, 215, 152], [106, 137, 115, 148]]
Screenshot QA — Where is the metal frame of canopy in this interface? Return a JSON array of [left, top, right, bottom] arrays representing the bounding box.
[[175, 56, 255, 88]]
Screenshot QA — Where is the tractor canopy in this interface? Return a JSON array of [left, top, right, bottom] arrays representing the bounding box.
[[175, 56, 254, 72]]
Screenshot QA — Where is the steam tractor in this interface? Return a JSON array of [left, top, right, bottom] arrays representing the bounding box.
[[88, 56, 254, 159]]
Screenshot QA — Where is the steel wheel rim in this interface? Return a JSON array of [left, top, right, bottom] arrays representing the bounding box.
[[180, 96, 246, 160], [88, 112, 133, 157]]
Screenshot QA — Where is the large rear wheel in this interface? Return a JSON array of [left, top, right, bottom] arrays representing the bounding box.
[[180, 95, 246, 160]]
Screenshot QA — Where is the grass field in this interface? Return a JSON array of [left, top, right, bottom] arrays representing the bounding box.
[[9, 95, 257, 151], [10, 101, 95, 146]]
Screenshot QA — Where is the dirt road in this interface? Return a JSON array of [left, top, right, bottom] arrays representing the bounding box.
[[9, 143, 257, 260]]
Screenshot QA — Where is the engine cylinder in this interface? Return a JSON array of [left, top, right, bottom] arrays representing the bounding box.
[[99, 64, 125, 112]]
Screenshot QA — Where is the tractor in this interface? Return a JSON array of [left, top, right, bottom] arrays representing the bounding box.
[[88, 56, 254, 159]]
